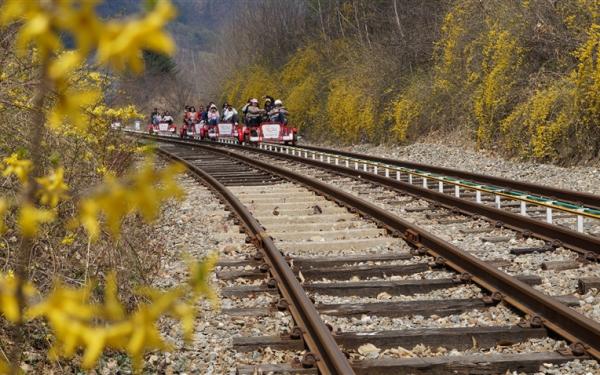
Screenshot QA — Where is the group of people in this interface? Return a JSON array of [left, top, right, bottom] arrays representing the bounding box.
[[150, 109, 174, 125], [150, 95, 289, 127], [241, 96, 289, 126]]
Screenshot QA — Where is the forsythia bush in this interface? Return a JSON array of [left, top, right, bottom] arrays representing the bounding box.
[[0, 1, 218, 373], [218, 0, 598, 160], [473, 27, 523, 147], [327, 78, 376, 144]]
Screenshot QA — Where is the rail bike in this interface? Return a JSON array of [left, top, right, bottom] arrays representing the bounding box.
[[216, 122, 244, 143], [241, 122, 297, 146], [180, 120, 204, 139], [148, 121, 177, 135]]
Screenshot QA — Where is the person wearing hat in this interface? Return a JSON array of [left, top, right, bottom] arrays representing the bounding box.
[[268, 99, 289, 124], [263, 96, 275, 113], [207, 104, 220, 125], [245, 98, 265, 127]]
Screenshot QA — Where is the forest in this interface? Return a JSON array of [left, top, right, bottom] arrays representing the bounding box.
[[161, 0, 599, 163]]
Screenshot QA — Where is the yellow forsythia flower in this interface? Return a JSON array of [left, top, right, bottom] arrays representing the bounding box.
[[97, 0, 177, 73], [36, 167, 69, 207], [17, 203, 55, 237], [188, 252, 219, 308], [2, 153, 32, 184], [61, 233, 75, 246], [0, 272, 36, 323], [48, 89, 102, 130]]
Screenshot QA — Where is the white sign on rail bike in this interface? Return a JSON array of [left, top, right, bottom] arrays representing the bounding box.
[[261, 123, 281, 139], [158, 123, 169, 131], [195, 123, 203, 134], [218, 123, 233, 136]]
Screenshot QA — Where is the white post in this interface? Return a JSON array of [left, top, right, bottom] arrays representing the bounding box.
[[363, 163, 368, 172], [520, 201, 527, 216], [319, 154, 323, 162], [335, 157, 339, 165], [408, 174, 413, 184], [546, 207, 553, 224], [577, 215, 584, 232], [345, 160, 349, 168], [396, 171, 401, 180], [385, 168, 389, 178], [286, 148, 289, 154], [327, 156, 330, 163], [312, 152, 316, 160], [495, 195, 501, 209], [455, 185, 460, 197], [476, 190, 481, 204], [374, 166, 378, 175], [422, 177, 428, 189], [438, 181, 443, 193], [355, 161, 358, 170]]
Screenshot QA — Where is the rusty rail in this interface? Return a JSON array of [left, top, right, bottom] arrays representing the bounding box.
[[295, 144, 600, 210], [156, 147, 355, 375], [155, 139, 600, 360], [218, 142, 600, 259]]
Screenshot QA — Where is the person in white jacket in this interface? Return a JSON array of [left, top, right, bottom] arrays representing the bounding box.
[[221, 103, 238, 123], [207, 104, 220, 125]]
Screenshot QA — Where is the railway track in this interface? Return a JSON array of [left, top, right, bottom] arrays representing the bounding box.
[[147, 135, 600, 375]]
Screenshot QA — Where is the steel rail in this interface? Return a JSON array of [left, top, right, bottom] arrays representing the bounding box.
[[269, 144, 600, 222], [158, 139, 600, 360], [198, 139, 600, 259], [294, 144, 600, 210], [155, 147, 355, 375]]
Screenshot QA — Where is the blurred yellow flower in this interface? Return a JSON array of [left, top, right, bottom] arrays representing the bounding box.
[[2, 153, 32, 184], [36, 167, 69, 207], [97, 0, 176, 73], [48, 89, 102, 130], [17, 204, 55, 237]]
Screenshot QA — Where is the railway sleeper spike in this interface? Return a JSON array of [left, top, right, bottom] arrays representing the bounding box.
[[253, 251, 264, 261], [430, 256, 446, 268], [584, 251, 598, 262], [403, 228, 420, 244], [494, 220, 504, 228], [290, 326, 303, 340], [460, 272, 472, 282], [276, 298, 289, 312], [266, 278, 277, 289], [570, 342, 587, 356], [301, 352, 319, 369]]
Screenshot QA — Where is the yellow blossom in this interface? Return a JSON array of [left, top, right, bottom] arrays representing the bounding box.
[[48, 51, 83, 81], [48, 89, 102, 130], [17, 204, 55, 238], [97, 0, 176, 73], [2, 153, 32, 184], [0, 272, 36, 323], [61, 233, 76, 246], [36, 167, 69, 207]]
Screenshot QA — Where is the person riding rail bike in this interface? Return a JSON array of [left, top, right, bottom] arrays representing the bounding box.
[[207, 104, 220, 125], [221, 103, 238, 124], [268, 99, 289, 124], [245, 98, 264, 127]]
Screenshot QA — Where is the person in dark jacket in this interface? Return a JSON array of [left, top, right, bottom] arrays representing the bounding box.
[[263, 95, 275, 113]]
